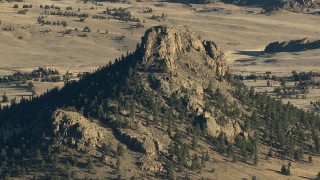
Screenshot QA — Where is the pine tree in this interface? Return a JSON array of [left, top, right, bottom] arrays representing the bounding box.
[[253, 153, 258, 166], [218, 132, 226, 154], [191, 154, 200, 170], [36, 149, 42, 159], [204, 151, 210, 161], [168, 142, 175, 161], [294, 149, 303, 162], [201, 152, 206, 167], [232, 155, 238, 163], [117, 143, 124, 157], [227, 145, 234, 158], [146, 116, 150, 127], [268, 149, 273, 158], [167, 163, 176, 180], [2, 92, 8, 102], [103, 143, 111, 156], [287, 165, 291, 176], [308, 155, 313, 163]]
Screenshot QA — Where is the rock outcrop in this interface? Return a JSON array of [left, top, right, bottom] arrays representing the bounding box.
[[51, 109, 107, 152], [278, 0, 320, 12], [265, 38, 320, 53], [137, 25, 241, 142], [140, 25, 228, 75]]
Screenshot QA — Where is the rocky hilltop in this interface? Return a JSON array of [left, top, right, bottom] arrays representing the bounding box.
[[265, 38, 320, 53], [0, 25, 319, 179], [141, 25, 228, 74]]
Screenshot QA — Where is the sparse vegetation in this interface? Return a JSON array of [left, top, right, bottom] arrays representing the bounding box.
[[2, 93, 8, 102], [105, 7, 140, 22], [0, 0, 320, 179]]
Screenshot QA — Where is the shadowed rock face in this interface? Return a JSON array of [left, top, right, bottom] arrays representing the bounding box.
[[140, 25, 228, 75], [265, 38, 320, 53]]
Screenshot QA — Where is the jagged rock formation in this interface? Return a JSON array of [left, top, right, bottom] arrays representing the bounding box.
[[141, 25, 228, 75], [137, 26, 240, 142], [51, 109, 109, 153], [265, 38, 320, 53], [278, 0, 320, 12], [83, 26, 243, 169]]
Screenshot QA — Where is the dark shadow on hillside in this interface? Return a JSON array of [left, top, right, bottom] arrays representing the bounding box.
[[234, 50, 263, 57], [298, 176, 313, 180], [265, 39, 320, 53], [267, 168, 282, 175]]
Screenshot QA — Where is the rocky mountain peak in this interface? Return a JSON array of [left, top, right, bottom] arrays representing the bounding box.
[[140, 25, 228, 75]]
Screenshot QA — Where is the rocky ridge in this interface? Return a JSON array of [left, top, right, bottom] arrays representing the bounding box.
[[265, 38, 320, 53]]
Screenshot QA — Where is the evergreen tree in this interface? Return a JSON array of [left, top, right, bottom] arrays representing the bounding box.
[[201, 152, 206, 167], [268, 149, 273, 158], [218, 132, 226, 154], [267, 80, 271, 87], [204, 151, 210, 161], [294, 149, 303, 162], [117, 143, 125, 157], [2, 92, 8, 102], [166, 163, 176, 180], [308, 156, 313, 163], [287, 165, 291, 176], [191, 154, 200, 170], [253, 153, 258, 166]]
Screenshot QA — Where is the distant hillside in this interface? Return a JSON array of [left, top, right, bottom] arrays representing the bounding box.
[[167, 0, 214, 4], [0, 25, 319, 179], [176, 0, 320, 12], [238, 0, 320, 12], [265, 38, 320, 53]]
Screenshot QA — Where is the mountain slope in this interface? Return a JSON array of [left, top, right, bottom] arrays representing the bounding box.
[[0, 25, 319, 179]]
